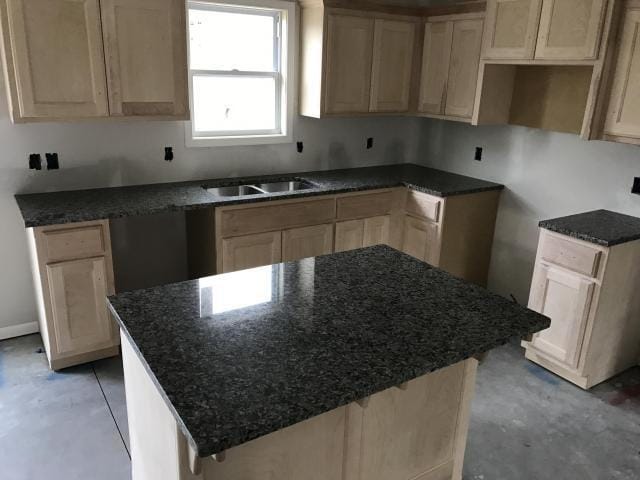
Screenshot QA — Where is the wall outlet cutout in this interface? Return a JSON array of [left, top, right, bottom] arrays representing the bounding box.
[[475, 147, 483, 161], [29, 153, 42, 170], [296, 141, 304, 153], [366, 137, 374, 149], [164, 147, 174, 161], [632, 177, 640, 195], [46, 153, 59, 170]]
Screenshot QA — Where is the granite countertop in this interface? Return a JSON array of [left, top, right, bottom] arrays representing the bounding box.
[[540, 209, 640, 247], [108, 246, 549, 458], [15, 163, 504, 228]]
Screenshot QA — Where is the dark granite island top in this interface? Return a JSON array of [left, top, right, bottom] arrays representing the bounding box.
[[15, 163, 504, 228], [108, 246, 549, 458], [539, 209, 640, 247]]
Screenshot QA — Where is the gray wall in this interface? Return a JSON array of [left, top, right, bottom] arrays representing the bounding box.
[[415, 119, 640, 304], [0, 70, 420, 334]]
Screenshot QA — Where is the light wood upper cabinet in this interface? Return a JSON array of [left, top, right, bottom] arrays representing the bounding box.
[[370, 19, 416, 112], [535, 0, 606, 60], [100, 0, 188, 117], [445, 18, 484, 118], [0, 0, 108, 120], [603, 2, 640, 140], [47, 257, 115, 356], [418, 21, 453, 115], [324, 14, 375, 114], [282, 224, 333, 262], [482, 0, 543, 59], [418, 15, 483, 121], [0, 0, 188, 121], [221, 232, 282, 274], [528, 263, 594, 368]]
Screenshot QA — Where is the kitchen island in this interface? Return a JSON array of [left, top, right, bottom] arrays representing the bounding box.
[[108, 246, 549, 480]]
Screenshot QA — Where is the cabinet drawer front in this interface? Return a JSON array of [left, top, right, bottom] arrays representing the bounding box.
[[42, 224, 106, 262], [220, 199, 336, 237], [337, 191, 394, 220], [405, 191, 442, 222], [540, 233, 601, 277]]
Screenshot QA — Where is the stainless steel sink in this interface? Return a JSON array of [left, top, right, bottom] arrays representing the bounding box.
[[255, 181, 315, 193], [204, 179, 315, 197], [206, 185, 264, 197]]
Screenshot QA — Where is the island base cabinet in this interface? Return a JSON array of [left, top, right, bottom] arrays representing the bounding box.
[[28, 220, 119, 370], [120, 330, 478, 480]]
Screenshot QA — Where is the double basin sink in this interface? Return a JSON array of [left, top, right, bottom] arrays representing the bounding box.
[[205, 179, 316, 198]]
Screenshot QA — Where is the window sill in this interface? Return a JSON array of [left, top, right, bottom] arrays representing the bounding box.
[[186, 131, 293, 148]]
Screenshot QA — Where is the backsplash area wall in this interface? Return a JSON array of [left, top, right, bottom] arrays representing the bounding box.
[[0, 72, 420, 337], [416, 118, 640, 305]]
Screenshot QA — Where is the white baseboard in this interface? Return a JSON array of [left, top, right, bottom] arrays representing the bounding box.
[[0, 322, 39, 341]]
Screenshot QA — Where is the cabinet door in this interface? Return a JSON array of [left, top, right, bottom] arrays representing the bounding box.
[[363, 216, 390, 247], [402, 216, 439, 265], [604, 5, 640, 139], [100, 0, 188, 117], [535, 0, 606, 60], [528, 264, 595, 368], [445, 19, 483, 118], [2, 0, 108, 119], [418, 21, 453, 115], [46, 257, 116, 356], [369, 19, 416, 113], [282, 224, 334, 262], [352, 362, 466, 480], [482, 0, 543, 59], [221, 232, 282, 273], [324, 14, 374, 114], [335, 220, 364, 253]]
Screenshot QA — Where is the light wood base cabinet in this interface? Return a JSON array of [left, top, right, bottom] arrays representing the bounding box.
[[27, 220, 119, 370], [188, 187, 501, 287], [523, 229, 640, 389], [121, 332, 478, 480]]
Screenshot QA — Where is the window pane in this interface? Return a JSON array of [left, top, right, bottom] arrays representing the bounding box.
[[192, 76, 277, 134], [189, 8, 276, 72]]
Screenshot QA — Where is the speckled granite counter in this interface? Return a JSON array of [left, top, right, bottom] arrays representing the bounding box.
[[15, 163, 503, 228], [108, 246, 549, 457], [539, 209, 640, 247]]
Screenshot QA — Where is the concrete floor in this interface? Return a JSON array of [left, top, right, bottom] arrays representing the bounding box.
[[1, 335, 639, 480]]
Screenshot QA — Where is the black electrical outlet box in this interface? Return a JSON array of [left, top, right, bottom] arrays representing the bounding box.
[[475, 147, 483, 161], [297, 141, 304, 153], [164, 147, 174, 161], [366, 137, 374, 149], [29, 154, 42, 170], [633, 177, 640, 195], [46, 153, 59, 170]]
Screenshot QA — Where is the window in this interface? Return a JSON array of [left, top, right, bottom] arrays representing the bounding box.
[[186, 0, 296, 147]]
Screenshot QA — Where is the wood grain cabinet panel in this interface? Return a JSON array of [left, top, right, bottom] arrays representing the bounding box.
[[418, 21, 453, 115], [534, 0, 606, 60], [528, 264, 595, 368], [445, 18, 483, 118], [402, 216, 439, 265], [100, 0, 188, 117], [221, 232, 282, 273], [324, 14, 375, 114], [604, 3, 640, 139], [482, 0, 543, 59], [282, 224, 333, 262], [363, 216, 390, 247], [1, 0, 109, 120], [46, 257, 116, 356], [353, 362, 466, 480], [369, 19, 416, 113], [335, 220, 365, 253]]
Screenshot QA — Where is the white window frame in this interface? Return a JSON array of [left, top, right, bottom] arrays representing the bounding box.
[[185, 0, 296, 147]]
